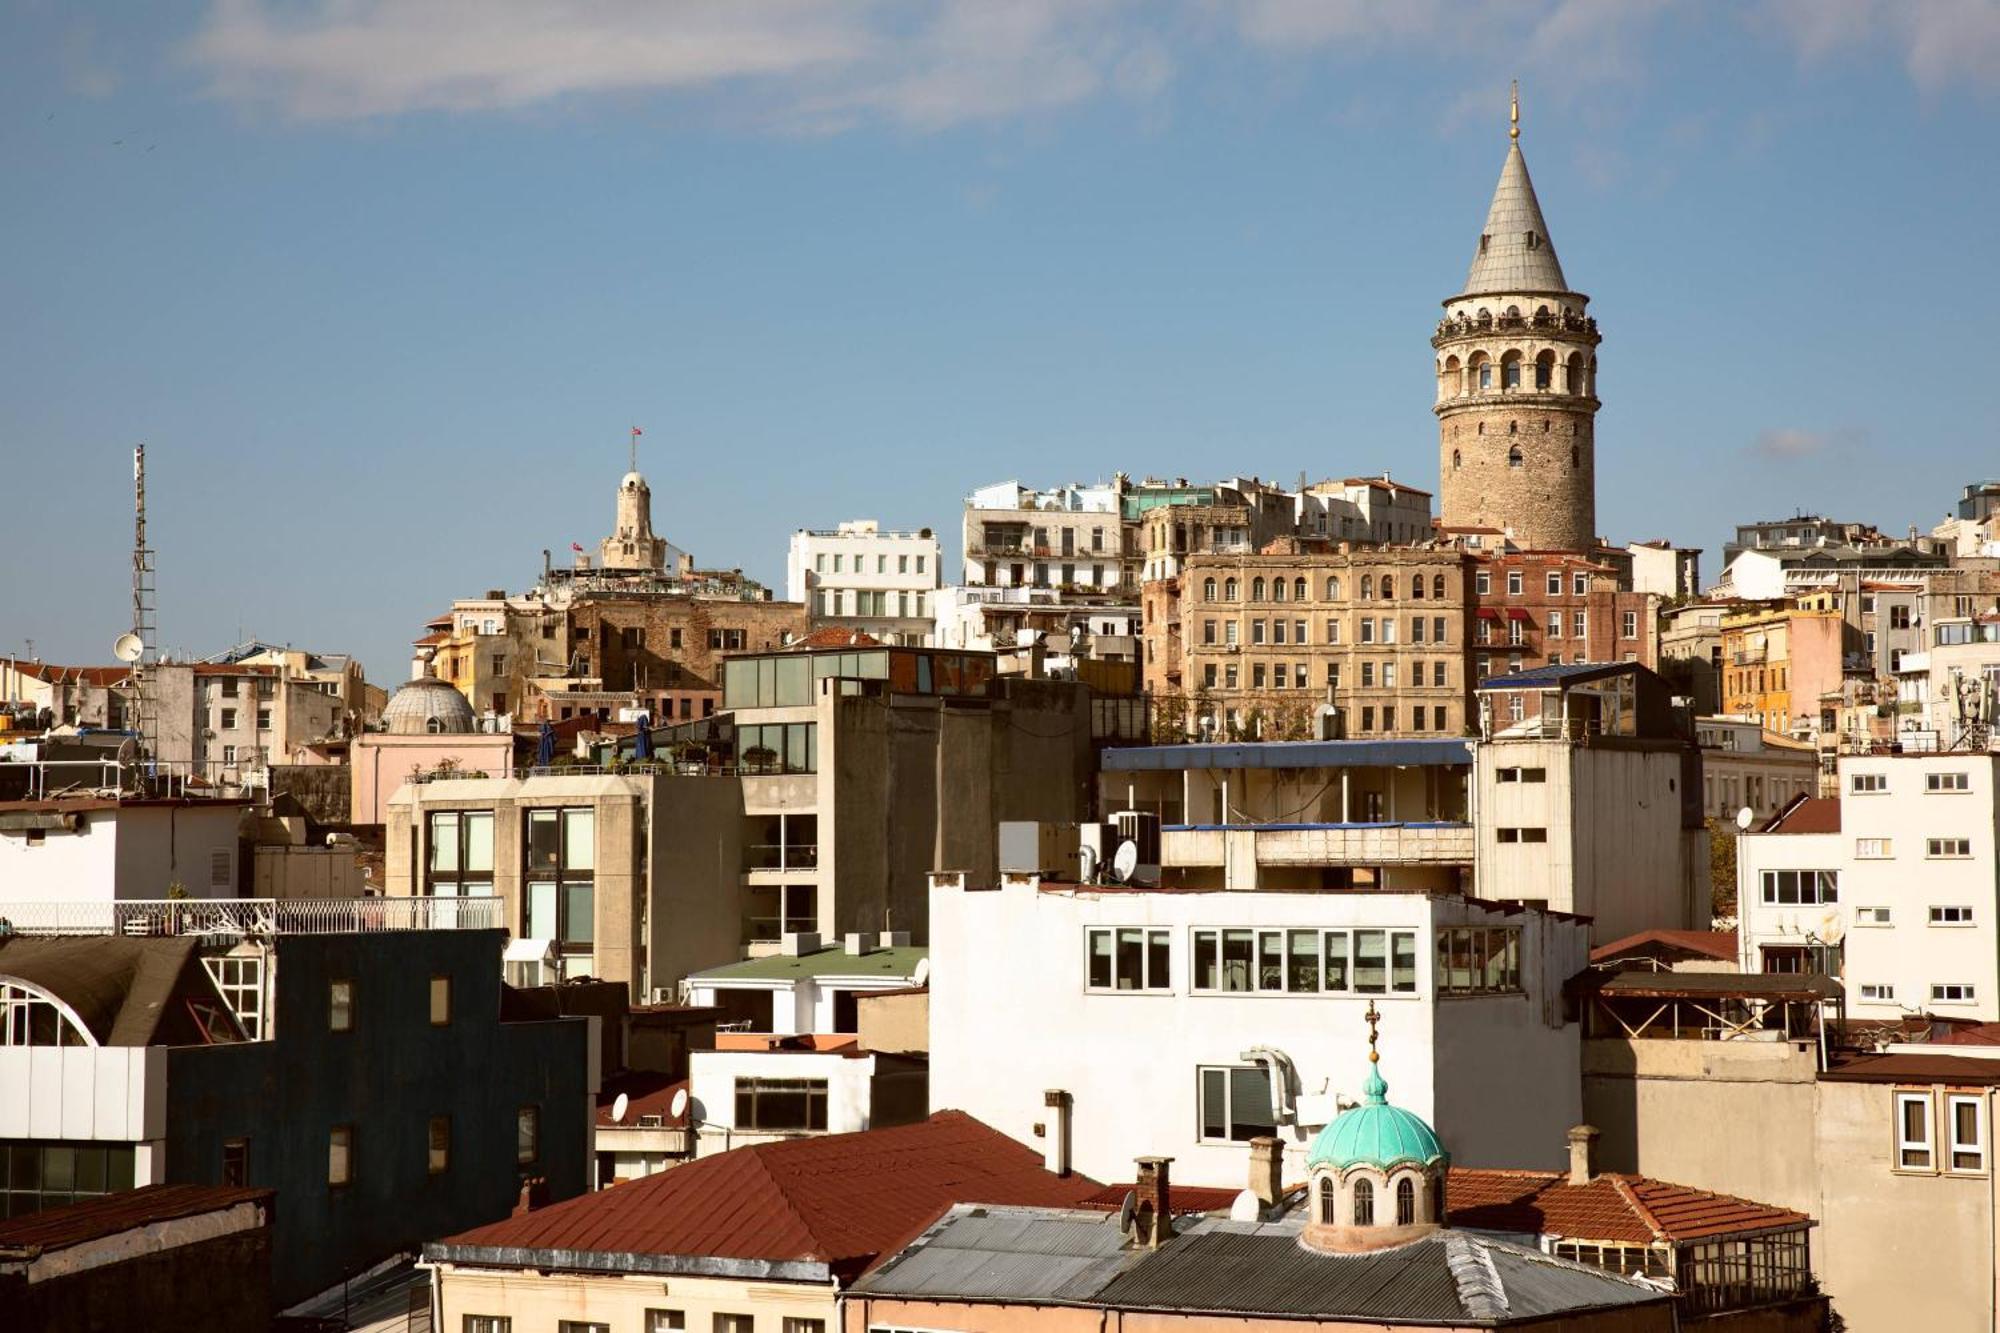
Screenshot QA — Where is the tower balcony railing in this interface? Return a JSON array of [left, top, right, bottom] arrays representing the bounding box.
[[1433, 311, 1600, 341], [0, 895, 505, 938]]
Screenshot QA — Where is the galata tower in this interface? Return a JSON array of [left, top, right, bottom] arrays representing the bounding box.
[[1434, 88, 1600, 551]]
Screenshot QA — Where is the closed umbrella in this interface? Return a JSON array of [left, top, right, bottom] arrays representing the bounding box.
[[536, 720, 556, 768], [632, 712, 653, 761]]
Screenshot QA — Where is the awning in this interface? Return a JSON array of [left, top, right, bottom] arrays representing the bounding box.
[[1505, 608, 1534, 622], [1475, 608, 1501, 620], [504, 938, 555, 963]]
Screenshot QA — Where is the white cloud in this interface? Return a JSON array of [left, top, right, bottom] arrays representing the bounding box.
[[1768, 0, 2000, 94], [1749, 426, 1866, 460]]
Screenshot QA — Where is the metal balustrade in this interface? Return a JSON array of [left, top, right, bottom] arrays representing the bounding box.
[[0, 895, 504, 938]]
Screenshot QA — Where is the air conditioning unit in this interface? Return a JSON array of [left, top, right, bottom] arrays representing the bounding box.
[[1110, 810, 1163, 877]]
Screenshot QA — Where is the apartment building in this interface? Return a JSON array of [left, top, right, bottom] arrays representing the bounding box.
[[1695, 717, 1818, 825], [1657, 601, 1734, 715], [927, 873, 1592, 1188], [1465, 550, 1657, 683], [1739, 752, 2000, 1019], [1718, 596, 1855, 737], [787, 520, 941, 646], [962, 479, 1134, 593]]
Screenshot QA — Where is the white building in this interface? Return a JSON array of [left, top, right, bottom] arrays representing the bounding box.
[[683, 933, 926, 1033], [926, 873, 1591, 1189], [1739, 753, 2000, 1019], [1695, 717, 1819, 825], [0, 797, 246, 904], [684, 1041, 922, 1156], [787, 520, 941, 646], [961, 479, 1127, 592]]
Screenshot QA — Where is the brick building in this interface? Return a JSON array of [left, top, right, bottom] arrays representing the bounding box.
[[1466, 550, 1659, 686]]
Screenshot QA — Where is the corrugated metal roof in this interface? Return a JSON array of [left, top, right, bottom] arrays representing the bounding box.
[[1101, 739, 1472, 772], [0, 1185, 271, 1254], [1591, 972, 1841, 1001], [1474, 662, 1634, 691], [859, 1206, 1140, 1303]]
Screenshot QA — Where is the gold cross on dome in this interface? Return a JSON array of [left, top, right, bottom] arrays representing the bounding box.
[[1364, 1001, 1381, 1062]]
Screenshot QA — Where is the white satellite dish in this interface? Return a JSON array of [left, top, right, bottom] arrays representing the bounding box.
[[669, 1087, 689, 1120], [1112, 840, 1139, 883], [1117, 1190, 1137, 1235], [1735, 806, 1755, 832], [610, 1092, 630, 1124], [1228, 1189, 1262, 1222], [912, 957, 932, 987], [112, 632, 143, 664]]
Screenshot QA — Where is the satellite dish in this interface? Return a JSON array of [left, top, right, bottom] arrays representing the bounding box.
[[669, 1087, 689, 1120], [912, 957, 932, 987], [1117, 1190, 1137, 1235], [610, 1092, 630, 1124], [112, 633, 143, 663], [1112, 840, 1139, 883], [1228, 1189, 1262, 1222], [1735, 806, 1755, 832]]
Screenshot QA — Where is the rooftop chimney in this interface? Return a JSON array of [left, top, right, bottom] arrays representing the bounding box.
[[1133, 1156, 1175, 1247], [843, 932, 871, 956], [512, 1176, 550, 1216], [1247, 1136, 1283, 1210], [1043, 1089, 1072, 1177], [1567, 1124, 1600, 1186], [780, 931, 822, 957]]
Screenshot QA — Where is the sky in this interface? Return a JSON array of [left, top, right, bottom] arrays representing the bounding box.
[[3, 1, 1998, 686]]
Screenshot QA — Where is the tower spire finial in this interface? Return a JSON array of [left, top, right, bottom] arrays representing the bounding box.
[[1364, 1000, 1381, 1064], [1509, 80, 1519, 141]]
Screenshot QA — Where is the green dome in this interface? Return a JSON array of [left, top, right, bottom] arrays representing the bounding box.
[[1307, 1058, 1448, 1172]]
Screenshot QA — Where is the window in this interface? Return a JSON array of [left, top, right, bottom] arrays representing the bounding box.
[[1855, 838, 1893, 859], [1507, 570, 1523, 596], [427, 811, 494, 898], [328, 980, 354, 1033], [1949, 1095, 1987, 1173], [1573, 609, 1586, 638], [465, 1319, 512, 1333], [646, 1313, 686, 1333], [526, 808, 595, 952], [1930, 906, 1975, 926], [1622, 611, 1638, 639], [1352, 1177, 1375, 1225], [1858, 983, 1896, 1002], [1897, 1092, 1935, 1169], [1190, 927, 1413, 996], [1928, 838, 1973, 859], [328, 1125, 354, 1186], [1317, 1177, 1335, 1223], [429, 975, 451, 1025], [1381, 617, 1397, 644], [1546, 572, 1562, 596], [517, 1105, 539, 1163], [708, 628, 746, 652], [560, 1324, 611, 1333], [1928, 772, 1972, 793], [1855, 907, 1893, 926], [1851, 772, 1888, 794], [1360, 619, 1375, 645], [222, 1138, 249, 1187], [220, 707, 237, 729], [714, 1318, 753, 1333], [428, 1116, 451, 1174], [1086, 928, 1171, 991], [1198, 1065, 1276, 1142], [1759, 870, 1838, 905], [1546, 612, 1562, 638], [1495, 827, 1549, 844], [736, 1078, 829, 1131], [1435, 927, 1523, 995], [1932, 983, 1977, 1005], [1395, 1177, 1416, 1225], [1494, 767, 1546, 783]]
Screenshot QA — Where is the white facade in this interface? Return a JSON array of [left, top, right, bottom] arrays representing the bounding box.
[[1740, 754, 2000, 1020], [686, 1047, 879, 1155], [684, 955, 924, 1033], [1295, 479, 1434, 547], [1696, 718, 1819, 824], [787, 521, 941, 645], [0, 802, 243, 903], [927, 875, 1589, 1189], [961, 480, 1126, 591]]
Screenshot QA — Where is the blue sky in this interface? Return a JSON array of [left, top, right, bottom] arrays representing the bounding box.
[[4, 1, 1997, 685]]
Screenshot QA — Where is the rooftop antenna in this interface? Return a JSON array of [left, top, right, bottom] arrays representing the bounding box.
[[629, 424, 643, 475], [1510, 80, 1520, 142], [129, 444, 158, 769]]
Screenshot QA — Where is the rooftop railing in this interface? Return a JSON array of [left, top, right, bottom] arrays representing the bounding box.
[[0, 895, 504, 938]]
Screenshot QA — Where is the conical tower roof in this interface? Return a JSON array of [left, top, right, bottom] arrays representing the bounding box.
[[1459, 140, 1569, 298]]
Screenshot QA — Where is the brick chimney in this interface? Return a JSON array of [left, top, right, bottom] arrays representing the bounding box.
[[1133, 1156, 1175, 1247], [1043, 1089, 1072, 1177], [512, 1176, 550, 1216], [1247, 1136, 1283, 1209], [1567, 1125, 1600, 1186]]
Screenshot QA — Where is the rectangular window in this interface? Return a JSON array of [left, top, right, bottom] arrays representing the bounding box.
[[1573, 573, 1588, 596], [1507, 570, 1523, 596], [328, 980, 353, 1032], [428, 1116, 450, 1174], [1411, 617, 1426, 644], [783, 1321, 825, 1333], [1855, 906, 1893, 926], [525, 808, 595, 951], [1381, 618, 1397, 644], [1360, 619, 1375, 644], [1436, 927, 1523, 995], [1198, 1065, 1277, 1142], [1898, 1092, 1935, 1169], [465, 1319, 512, 1333], [1851, 772, 1888, 794], [560, 1324, 611, 1333], [1928, 838, 1973, 858], [1573, 609, 1586, 638], [1623, 610, 1638, 639], [735, 1078, 829, 1131], [1547, 572, 1563, 596], [517, 1105, 539, 1163], [1858, 983, 1895, 1002], [428, 975, 451, 1026], [1928, 772, 1971, 792], [328, 1125, 354, 1186], [1855, 838, 1893, 859], [222, 1138, 248, 1187], [1495, 827, 1549, 843], [1476, 571, 1491, 596], [1930, 906, 1975, 926], [1932, 983, 1977, 1004], [427, 811, 496, 897], [1949, 1095, 1987, 1174], [1547, 613, 1562, 638], [1326, 619, 1341, 644], [1086, 927, 1171, 991], [220, 707, 237, 729], [1759, 870, 1839, 905], [646, 1313, 686, 1333]]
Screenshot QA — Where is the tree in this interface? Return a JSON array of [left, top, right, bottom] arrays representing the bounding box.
[[1706, 818, 1737, 920]]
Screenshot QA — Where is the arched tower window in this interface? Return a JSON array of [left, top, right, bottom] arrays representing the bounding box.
[[1571, 445, 1581, 469], [1501, 350, 1522, 390], [1352, 1178, 1375, 1226], [1507, 446, 1524, 468], [1469, 352, 1491, 391], [1442, 355, 1462, 398], [1318, 1177, 1336, 1224], [1396, 1177, 1417, 1226], [1566, 351, 1585, 396], [1202, 577, 1217, 602], [1252, 577, 1267, 602], [1535, 350, 1554, 390], [1451, 449, 1462, 471], [1476, 421, 1486, 435]]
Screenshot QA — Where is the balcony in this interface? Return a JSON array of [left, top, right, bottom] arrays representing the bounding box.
[[1163, 822, 1474, 870], [0, 895, 505, 938]]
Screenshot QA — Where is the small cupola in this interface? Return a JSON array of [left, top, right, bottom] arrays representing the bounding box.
[[1301, 1003, 1450, 1254]]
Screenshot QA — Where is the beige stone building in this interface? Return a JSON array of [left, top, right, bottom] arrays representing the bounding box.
[[1433, 107, 1601, 553]]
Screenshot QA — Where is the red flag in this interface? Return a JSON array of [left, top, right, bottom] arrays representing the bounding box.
[[631, 426, 643, 437], [571, 542, 585, 553]]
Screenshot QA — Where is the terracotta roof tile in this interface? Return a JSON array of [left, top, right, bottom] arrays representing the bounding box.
[[0, 1184, 271, 1254], [1447, 1169, 1808, 1245], [1761, 796, 1840, 834], [1590, 928, 1738, 964], [1077, 1183, 1250, 1215], [1820, 1052, 2000, 1085], [438, 1111, 1101, 1277], [788, 627, 884, 650]]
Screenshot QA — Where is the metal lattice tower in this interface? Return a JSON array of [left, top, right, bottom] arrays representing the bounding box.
[[131, 444, 158, 767]]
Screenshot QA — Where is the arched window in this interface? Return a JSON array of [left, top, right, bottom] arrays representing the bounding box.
[[1326, 576, 1342, 600], [1396, 1177, 1416, 1226], [1501, 350, 1522, 389], [1451, 449, 1462, 470], [1252, 577, 1267, 602], [0, 980, 95, 1047], [1411, 575, 1426, 600], [1360, 575, 1374, 601], [1318, 1177, 1336, 1224], [1432, 574, 1446, 600], [1294, 578, 1309, 603], [1566, 351, 1585, 396], [1442, 355, 1462, 398], [1535, 349, 1555, 390], [1352, 1178, 1375, 1226], [1272, 577, 1287, 603], [1508, 420, 1518, 434], [1507, 446, 1524, 468], [1380, 575, 1395, 601], [1224, 578, 1239, 602], [427, 716, 446, 734], [1203, 577, 1217, 602], [1476, 421, 1486, 435]]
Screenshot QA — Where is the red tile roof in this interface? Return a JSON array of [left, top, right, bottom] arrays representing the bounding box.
[[597, 1073, 689, 1129], [788, 627, 884, 650], [0, 1185, 271, 1254], [1761, 795, 1841, 834], [1933, 1023, 2000, 1047], [1590, 928, 1738, 965], [1078, 1183, 1252, 1215], [1446, 1169, 1809, 1245], [437, 1111, 1102, 1278], [1820, 1052, 2000, 1085], [0, 660, 132, 688]]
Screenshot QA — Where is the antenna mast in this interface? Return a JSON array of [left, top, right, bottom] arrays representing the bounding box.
[[131, 445, 158, 768]]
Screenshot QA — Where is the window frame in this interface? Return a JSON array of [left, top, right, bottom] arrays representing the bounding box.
[[1188, 926, 1417, 997], [429, 974, 452, 1026], [1197, 1063, 1279, 1143], [1895, 1091, 1935, 1172], [517, 1105, 540, 1164], [1948, 1094, 1988, 1175], [328, 1123, 355, 1187], [1084, 927, 1172, 993], [428, 1115, 451, 1175], [328, 979, 354, 1033]]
